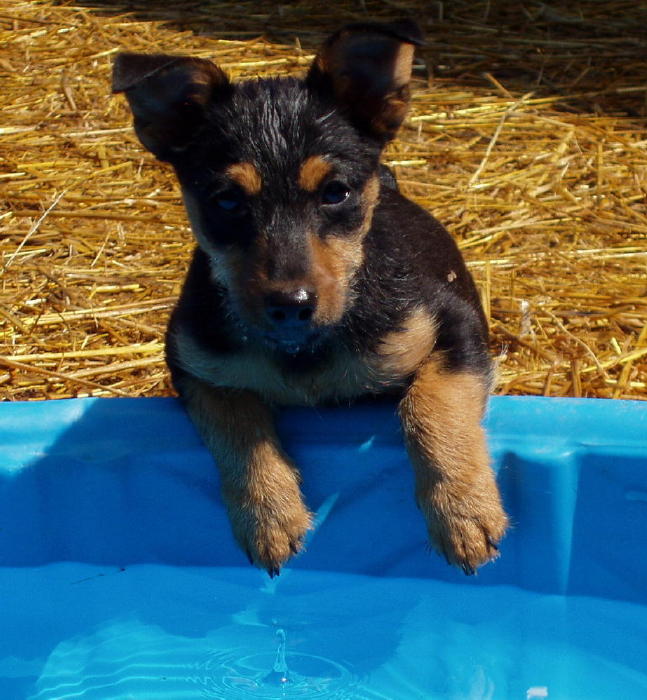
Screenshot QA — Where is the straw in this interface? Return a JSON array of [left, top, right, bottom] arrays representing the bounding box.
[[1, 0, 645, 400]]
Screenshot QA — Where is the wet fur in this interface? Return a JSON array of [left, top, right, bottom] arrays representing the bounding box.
[[113, 21, 508, 576]]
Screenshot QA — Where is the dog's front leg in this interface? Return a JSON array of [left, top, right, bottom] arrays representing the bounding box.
[[178, 375, 312, 576], [399, 359, 508, 574]]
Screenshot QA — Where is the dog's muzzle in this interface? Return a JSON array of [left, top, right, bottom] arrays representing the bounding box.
[[263, 288, 318, 354]]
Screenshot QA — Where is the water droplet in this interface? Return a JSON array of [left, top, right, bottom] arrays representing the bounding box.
[[262, 628, 290, 686]]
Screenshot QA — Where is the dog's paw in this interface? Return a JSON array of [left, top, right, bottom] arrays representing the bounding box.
[[229, 493, 312, 577], [421, 481, 508, 575]]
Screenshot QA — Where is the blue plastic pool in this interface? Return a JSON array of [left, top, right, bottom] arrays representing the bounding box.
[[1, 396, 646, 699]]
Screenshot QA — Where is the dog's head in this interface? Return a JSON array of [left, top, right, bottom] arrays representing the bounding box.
[[113, 21, 422, 354]]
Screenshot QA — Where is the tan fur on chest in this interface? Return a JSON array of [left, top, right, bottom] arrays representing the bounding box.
[[173, 329, 373, 405], [172, 306, 437, 405]]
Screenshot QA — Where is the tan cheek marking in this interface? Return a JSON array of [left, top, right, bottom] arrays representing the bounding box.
[[307, 174, 380, 325], [298, 155, 332, 192], [375, 307, 438, 378], [308, 234, 361, 325], [308, 236, 344, 324], [226, 162, 262, 196]]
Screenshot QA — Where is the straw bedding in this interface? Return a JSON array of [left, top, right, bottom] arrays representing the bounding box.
[[1, 0, 646, 401]]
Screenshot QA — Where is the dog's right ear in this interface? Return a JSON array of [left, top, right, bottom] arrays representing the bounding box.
[[112, 53, 229, 160]]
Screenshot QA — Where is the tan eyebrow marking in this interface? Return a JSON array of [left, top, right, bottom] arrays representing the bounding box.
[[298, 155, 332, 192], [226, 162, 262, 196]]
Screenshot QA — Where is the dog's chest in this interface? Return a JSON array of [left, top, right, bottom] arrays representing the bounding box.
[[172, 330, 383, 404], [172, 305, 437, 406]]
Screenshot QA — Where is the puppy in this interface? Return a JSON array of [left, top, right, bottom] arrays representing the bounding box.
[[112, 21, 508, 577]]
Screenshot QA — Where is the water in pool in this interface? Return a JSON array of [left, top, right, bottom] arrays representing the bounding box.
[[1, 563, 645, 699]]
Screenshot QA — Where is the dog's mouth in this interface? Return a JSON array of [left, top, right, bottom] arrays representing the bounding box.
[[262, 329, 324, 356], [225, 291, 332, 356]]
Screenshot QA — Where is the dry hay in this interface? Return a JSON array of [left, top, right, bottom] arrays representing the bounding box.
[[1, 0, 646, 402]]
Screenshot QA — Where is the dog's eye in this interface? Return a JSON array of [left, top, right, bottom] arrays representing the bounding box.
[[321, 181, 350, 206], [215, 197, 241, 212], [213, 190, 244, 213]]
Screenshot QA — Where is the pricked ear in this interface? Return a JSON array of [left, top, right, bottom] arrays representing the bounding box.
[[112, 53, 229, 160], [307, 20, 424, 143]]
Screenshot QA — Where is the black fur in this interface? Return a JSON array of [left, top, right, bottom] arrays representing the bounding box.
[[158, 72, 490, 384], [167, 178, 490, 388], [113, 21, 506, 576]]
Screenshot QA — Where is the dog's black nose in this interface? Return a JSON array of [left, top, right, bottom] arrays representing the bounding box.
[[264, 289, 316, 327]]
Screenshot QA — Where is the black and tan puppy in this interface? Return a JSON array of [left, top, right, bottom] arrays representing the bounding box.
[[112, 21, 508, 577]]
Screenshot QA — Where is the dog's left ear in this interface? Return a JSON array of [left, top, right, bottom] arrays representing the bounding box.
[[307, 20, 424, 143]]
